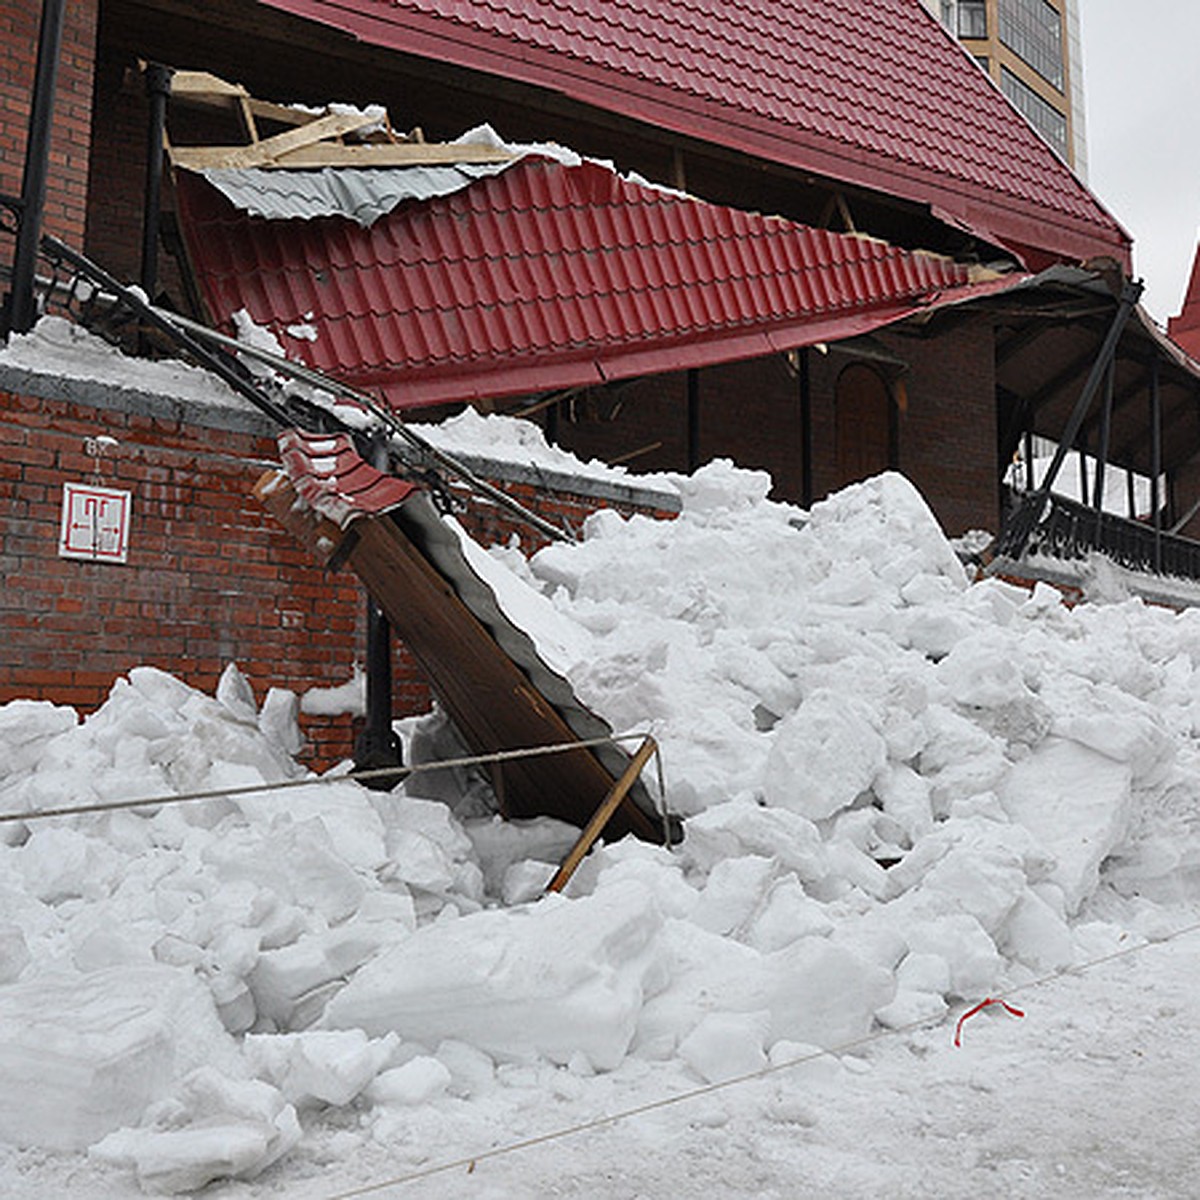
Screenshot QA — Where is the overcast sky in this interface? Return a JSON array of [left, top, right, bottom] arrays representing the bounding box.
[[1079, 0, 1200, 323]]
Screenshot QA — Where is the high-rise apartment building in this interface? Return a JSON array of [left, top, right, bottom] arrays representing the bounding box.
[[922, 0, 1087, 177]]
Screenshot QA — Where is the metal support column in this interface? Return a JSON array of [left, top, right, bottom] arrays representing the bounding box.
[[799, 348, 813, 508], [354, 433, 403, 785], [1092, 358, 1114, 516], [140, 63, 173, 301], [995, 278, 1142, 559], [1077, 426, 1089, 504], [4, 0, 67, 337], [1151, 357, 1162, 573], [686, 369, 701, 473]]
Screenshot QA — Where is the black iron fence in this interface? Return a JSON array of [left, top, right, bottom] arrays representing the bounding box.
[[996, 489, 1200, 581]]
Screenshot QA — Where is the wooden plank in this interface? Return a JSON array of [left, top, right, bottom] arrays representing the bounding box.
[[253, 474, 661, 841], [169, 70, 250, 100], [169, 111, 381, 171], [547, 737, 658, 892], [261, 143, 516, 168]]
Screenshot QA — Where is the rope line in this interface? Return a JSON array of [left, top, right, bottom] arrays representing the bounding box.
[[0, 732, 653, 825], [322, 917, 1200, 1199]]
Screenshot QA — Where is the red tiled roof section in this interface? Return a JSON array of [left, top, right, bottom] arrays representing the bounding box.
[[259, 0, 1130, 268], [177, 158, 1013, 410]]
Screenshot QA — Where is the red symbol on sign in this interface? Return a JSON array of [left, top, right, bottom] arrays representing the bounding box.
[[59, 483, 132, 563]]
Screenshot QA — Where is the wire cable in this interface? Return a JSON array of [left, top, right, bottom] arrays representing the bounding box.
[[321, 916, 1200, 1198], [0, 731, 653, 825]]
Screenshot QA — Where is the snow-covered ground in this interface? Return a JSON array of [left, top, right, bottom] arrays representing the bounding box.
[[4, 460, 1200, 1197]]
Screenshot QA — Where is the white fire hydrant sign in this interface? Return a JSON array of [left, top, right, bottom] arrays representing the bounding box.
[[58, 482, 132, 564]]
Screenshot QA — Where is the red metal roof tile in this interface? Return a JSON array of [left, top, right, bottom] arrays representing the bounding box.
[[277, 429, 420, 527], [259, 0, 1128, 269], [177, 156, 1022, 411]]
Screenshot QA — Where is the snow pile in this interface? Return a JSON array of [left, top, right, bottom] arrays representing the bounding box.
[[3, 463, 1200, 1192]]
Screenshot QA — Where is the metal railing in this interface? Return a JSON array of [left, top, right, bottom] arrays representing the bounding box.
[[996, 489, 1200, 581]]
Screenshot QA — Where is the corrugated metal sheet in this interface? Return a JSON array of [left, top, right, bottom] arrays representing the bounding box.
[[256, 0, 1130, 269], [178, 157, 1018, 412], [201, 162, 515, 226]]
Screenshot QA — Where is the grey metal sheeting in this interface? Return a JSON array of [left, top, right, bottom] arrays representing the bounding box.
[[199, 162, 516, 227]]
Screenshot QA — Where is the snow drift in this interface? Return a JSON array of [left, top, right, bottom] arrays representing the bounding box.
[[3, 458, 1199, 1193]]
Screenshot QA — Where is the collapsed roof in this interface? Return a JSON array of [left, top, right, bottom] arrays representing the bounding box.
[[175, 150, 1019, 411], [260, 429, 670, 842]]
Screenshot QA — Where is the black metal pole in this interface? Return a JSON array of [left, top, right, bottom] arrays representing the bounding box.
[[1151, 357, 1162, 573], [1092, 360, 1113, 512], [355, 433, 402, 784], [5, 0, 67, 336], [140, 63, 173, 301], [686, 368, 700, 473], [1077, 425, 1088, 505], [799, 347, 813, 507]]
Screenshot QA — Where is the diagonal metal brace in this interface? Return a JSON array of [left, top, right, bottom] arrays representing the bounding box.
[[997, 277, 1143, 560]]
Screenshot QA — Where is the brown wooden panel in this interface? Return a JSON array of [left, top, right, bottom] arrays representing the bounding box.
[[255, 472, 662, 841]]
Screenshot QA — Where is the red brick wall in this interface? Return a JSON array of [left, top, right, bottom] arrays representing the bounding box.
[[1, 0, 98, 248], [881, 324, 999, 538], [0, 384, 676, 768]]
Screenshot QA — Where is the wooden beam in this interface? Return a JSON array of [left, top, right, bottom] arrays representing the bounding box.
[[168, 69, 250, 101], [546, 737, 659, 893], [170, 139, 514, 171], [259, 142, 516, 168], [167, 110, 380, 170]]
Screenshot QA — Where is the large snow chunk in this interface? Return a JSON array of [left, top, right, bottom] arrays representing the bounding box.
[[323, 881, 663, 1070], [763, 690, 886, 820], [683, 798, 827, 884], [0, 966, 236, 1150], [244, 1029, 398, 1107], [366, 1056, 453, 1107], [765, 939, 895, 1049], [999, 736, 1133, 914], [903, 914, 1002, 999], [248, 920, 403, 1031], [0, 698, 77, 780], [90, 1067, 300, 1194], [678, 1011, 769, 1083], [807, 472, 967, 587]]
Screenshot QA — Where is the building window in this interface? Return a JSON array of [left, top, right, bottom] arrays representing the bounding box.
[[998, 0, 1064, 90], [1001, 67, 1069, 158], [958, 1, 987, 38], [940, 1, 956, 28]]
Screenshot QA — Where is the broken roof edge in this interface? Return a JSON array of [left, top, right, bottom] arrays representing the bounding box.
[[350, 273, 1030, 414], [278, 428, 420, 528]]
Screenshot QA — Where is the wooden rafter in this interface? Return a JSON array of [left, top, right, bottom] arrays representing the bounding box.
[[163, 67, 516, 171]]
